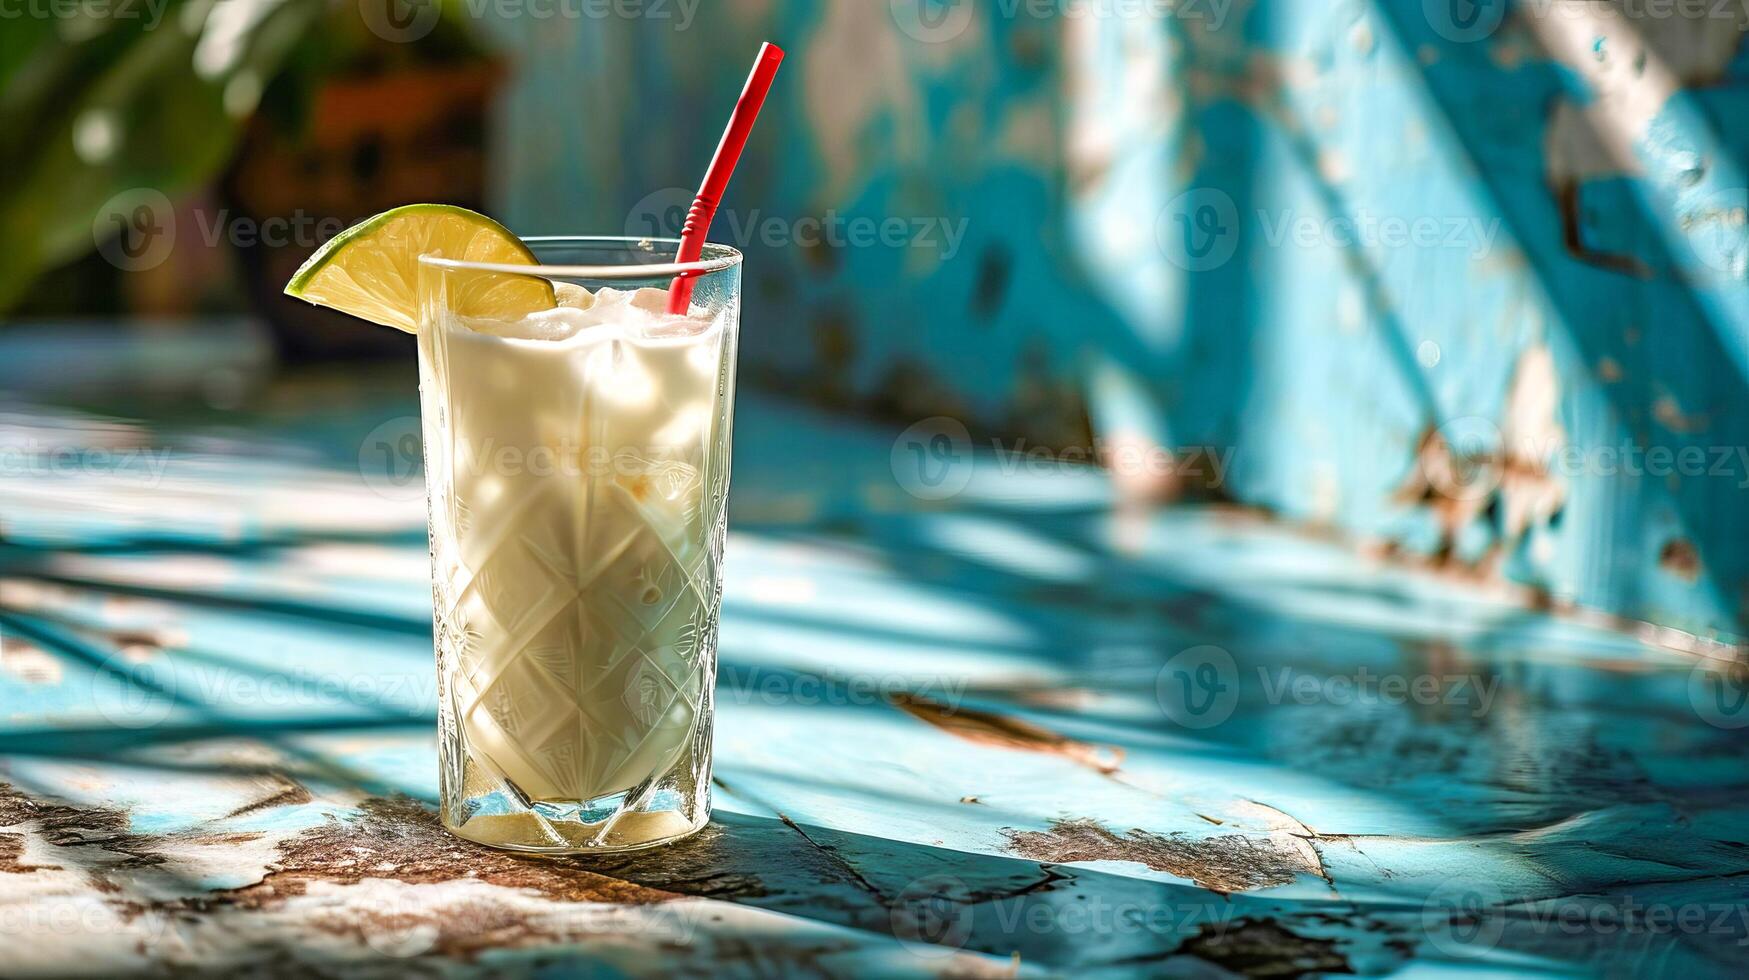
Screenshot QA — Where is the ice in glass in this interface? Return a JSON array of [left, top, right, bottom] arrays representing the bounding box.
[[416, 239, 740, 852]]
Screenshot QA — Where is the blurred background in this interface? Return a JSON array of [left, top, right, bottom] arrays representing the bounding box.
[[8, 4, 1749, 972], [4, 0, 1748, 641]]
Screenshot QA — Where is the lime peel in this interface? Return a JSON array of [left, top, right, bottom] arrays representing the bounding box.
[[285, 204, 554, 333]]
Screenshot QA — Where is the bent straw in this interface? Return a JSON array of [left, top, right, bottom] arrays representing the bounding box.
[[667, 42, 785, 314]]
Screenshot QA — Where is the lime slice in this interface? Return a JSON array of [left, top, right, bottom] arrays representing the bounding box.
[[284, 204, 555, 333]]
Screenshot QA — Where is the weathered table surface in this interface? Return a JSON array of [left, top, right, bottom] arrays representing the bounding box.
[[2, 358, 1747, 978]]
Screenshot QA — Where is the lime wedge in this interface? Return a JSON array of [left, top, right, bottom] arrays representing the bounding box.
[[284, 204, 555, 333]]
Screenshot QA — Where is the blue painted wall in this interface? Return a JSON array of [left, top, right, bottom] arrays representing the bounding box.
[[484, 1, 1749, 641]]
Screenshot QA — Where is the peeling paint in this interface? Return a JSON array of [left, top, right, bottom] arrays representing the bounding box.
[[218, 796, 674, 910], [1002, 818, 1322, 894], [1397, 344, 1566, 577], [1661, 538, 1702, 583], [891, 693, 1123, 774]]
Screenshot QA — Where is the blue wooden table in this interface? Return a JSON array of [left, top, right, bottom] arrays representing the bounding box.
[[2, 352, 1747, 977]]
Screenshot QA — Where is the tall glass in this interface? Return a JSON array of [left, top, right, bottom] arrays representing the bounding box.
[[415, 238, 741, 853]]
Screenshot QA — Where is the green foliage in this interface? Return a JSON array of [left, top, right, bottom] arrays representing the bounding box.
[[0, 0, 326, 310], [0, 0, 489, 313]]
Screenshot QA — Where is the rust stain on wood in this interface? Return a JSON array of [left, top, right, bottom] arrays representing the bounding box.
[[889, 691, 1124, 774], [221, 778, 314, 821], [0, 832, 52, 874], [1002, 818, 1320, 894], [1396, 345, 1567, 578], [1661, 538, 1702, 583], [0, 783, 162, 887], [217, 796, 677, 910]]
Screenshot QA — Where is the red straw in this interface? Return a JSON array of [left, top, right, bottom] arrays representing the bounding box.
[[667, 42, 786, 314]]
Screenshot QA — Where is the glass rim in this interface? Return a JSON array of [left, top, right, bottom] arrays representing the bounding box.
[[418, 236, 742, 280]]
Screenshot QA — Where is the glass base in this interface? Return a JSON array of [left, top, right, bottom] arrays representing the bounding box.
[[442, 784, 710, 854]]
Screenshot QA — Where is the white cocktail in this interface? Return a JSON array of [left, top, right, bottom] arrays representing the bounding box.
[[418, 241, 740, 851]]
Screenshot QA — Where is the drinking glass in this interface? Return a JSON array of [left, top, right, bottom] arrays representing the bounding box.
[[415, 237, 740, 852]]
